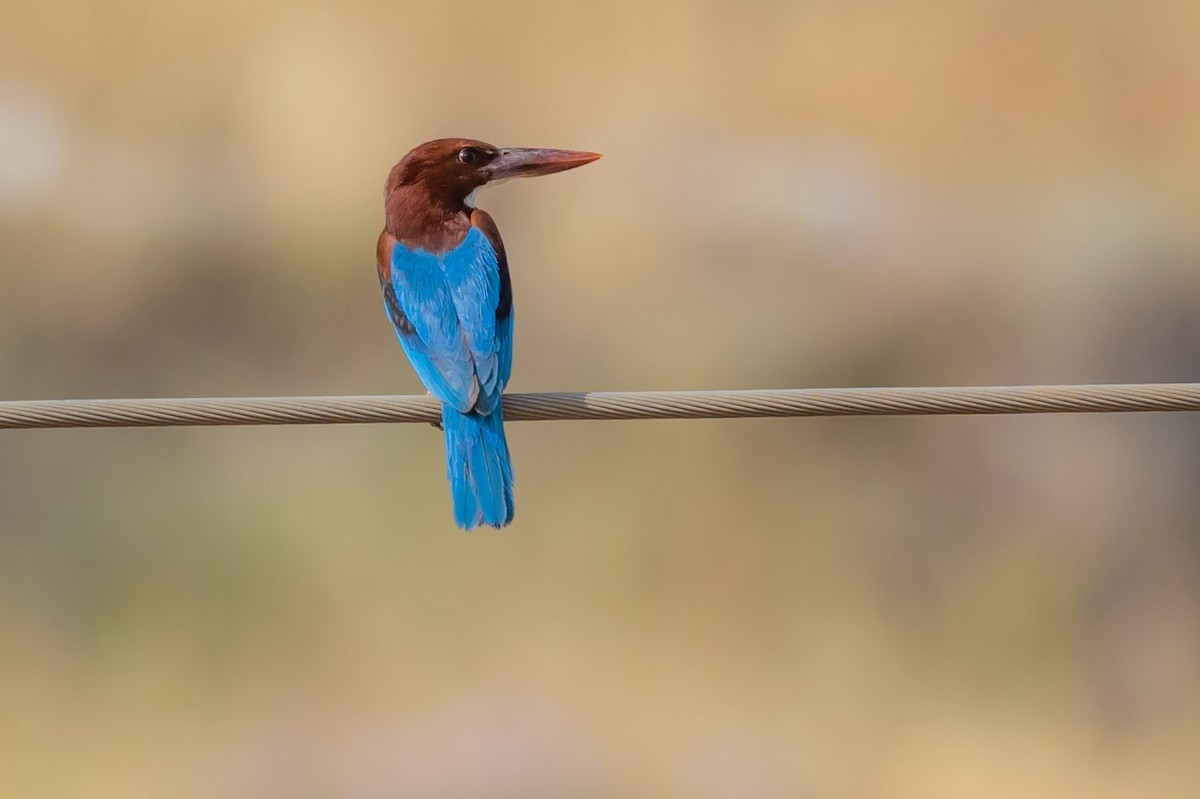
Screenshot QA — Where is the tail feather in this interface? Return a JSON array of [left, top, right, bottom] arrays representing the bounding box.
[[442, 403, 514, 530]]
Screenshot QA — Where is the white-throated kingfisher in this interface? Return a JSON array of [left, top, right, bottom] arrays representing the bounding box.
[[377, 138, 600, 530]]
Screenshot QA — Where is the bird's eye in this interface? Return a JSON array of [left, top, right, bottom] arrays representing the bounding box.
[[458, 147, 480, 165]]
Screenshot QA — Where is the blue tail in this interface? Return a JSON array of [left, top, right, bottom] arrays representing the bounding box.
[[442, 403, 515, 530]]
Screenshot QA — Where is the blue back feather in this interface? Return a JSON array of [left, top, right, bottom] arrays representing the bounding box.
[[388, 228, 509, 412]]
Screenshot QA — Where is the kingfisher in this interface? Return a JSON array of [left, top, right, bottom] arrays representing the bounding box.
[[377, 138, 601, 530]]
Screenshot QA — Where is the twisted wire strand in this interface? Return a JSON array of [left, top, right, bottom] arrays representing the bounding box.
[[1, 384, 1200, 429]]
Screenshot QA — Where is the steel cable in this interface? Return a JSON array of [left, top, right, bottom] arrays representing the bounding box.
[[2, 384, 1200, 429]]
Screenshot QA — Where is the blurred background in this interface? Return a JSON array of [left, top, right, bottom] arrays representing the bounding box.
[[2, 0, 1200, 796]]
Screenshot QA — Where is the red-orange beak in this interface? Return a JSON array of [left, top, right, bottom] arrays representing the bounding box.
[[487, 147, 602, 181]]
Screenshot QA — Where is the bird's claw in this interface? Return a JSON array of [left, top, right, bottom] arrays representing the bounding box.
[[427, 391, 443, 430]]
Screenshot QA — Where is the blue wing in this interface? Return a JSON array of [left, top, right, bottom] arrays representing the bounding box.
[[386, 228, 510, 414], [442, 228, 503, 413]]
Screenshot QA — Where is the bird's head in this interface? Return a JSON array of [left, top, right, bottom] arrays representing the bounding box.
[[387, 138, 601, 209]]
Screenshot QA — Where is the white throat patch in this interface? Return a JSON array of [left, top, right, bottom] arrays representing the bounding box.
[[464, 178, 512, 209]]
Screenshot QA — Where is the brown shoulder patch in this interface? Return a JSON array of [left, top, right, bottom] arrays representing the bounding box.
[[376, 229, 396, 285]]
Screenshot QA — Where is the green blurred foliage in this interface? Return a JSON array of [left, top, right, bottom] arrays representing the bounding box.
[[1, 0, 1199, 796]]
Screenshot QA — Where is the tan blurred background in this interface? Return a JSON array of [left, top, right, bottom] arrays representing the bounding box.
[[2, 0, 1200, 796]]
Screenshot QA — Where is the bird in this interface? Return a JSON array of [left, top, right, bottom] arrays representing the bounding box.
[[377, 138, 601, 530]]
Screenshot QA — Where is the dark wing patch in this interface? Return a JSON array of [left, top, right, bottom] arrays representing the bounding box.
[[382, 282, 415, 336]]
